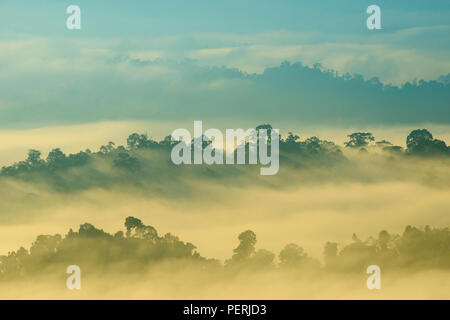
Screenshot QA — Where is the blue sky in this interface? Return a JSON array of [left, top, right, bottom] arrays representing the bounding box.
[[1, 0, 448, 80], [0, 1, 449, 128], [2, 1, 449, 36]]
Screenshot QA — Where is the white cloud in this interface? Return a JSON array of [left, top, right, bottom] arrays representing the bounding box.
[[0, 27, 449, 85]]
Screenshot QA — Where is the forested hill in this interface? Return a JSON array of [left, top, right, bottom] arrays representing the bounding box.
[[1, 216, 449, 280], [0, 127, 449, 193]]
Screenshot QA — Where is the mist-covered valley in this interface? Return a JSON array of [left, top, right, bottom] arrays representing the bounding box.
[[0, 125, 449, 298]]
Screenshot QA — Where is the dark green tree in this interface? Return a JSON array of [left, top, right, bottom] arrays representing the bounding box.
[[344, 132, 375, 148], [406, 129, 449, 155], [231, 230, 257, 261]]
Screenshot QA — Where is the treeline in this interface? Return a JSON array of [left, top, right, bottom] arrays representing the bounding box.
[[1, 217, 449, 280], [1, 127, 448, 181], [226, 225, 450, 272], [0, 217, 208, 280]]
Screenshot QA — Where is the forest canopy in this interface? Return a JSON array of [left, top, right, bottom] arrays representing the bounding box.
[[1, 217, 449, 281], [0, 127, 448, 193]]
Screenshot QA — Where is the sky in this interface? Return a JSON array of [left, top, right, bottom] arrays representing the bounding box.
[[0, 1, 449, 129]]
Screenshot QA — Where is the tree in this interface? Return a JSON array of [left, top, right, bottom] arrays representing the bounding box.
[[124, 216, 158, 241], [46, 148, 67, 168], [279, 243, 308, 267], [375, 140, 392, 147], [344, 132, 375, 148], [30, 234, 62, 257], [256, 124, 272, 133], [100, 141, 116, 154], [47, 148, 66, 162], [256, 124, 273, 143], [407, 129, 433, 151], [253, 249, 275, 268], [26, 149, 44, 166], [378, 230, 390, 250], [125, 216, 144, 237], [284, 132, 300, 145], [78, 223, 112, 238], [159, 135, 175, 148], [231, 230, 257, 261], [127, 133, 157, 149], [406, 129, 449, 155]]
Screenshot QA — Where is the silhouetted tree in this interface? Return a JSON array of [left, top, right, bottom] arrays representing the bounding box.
[[344, 132, 375, 148], [26, 149, 44, 167], [100, 141, 116, 154], [279, 243, 308, 268], [406, 129, 449, 156], [46, 148, 66, 169], [231, 230, 257, 262]]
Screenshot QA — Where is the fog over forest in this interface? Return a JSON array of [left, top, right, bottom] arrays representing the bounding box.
[[0, 126, 449, 299]]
